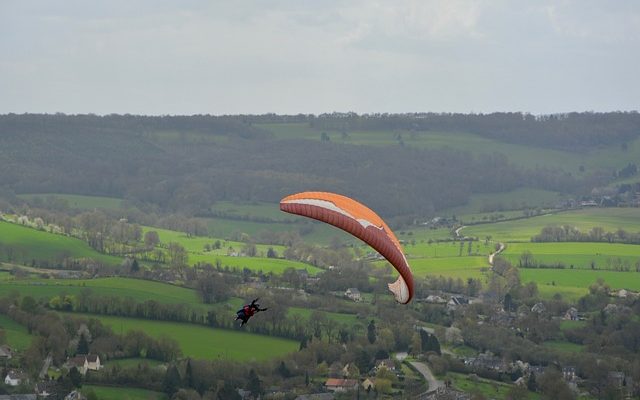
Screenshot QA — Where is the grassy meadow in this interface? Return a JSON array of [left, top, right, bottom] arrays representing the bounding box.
[[0, 277, 204, 306], [66, 313, 298, 361], [0, 221, 121, 265], [259, 122, 640, 174], [462, 208, 640, 242], [501, 242, 640, 269], [81, 385, 168, 400], [0, 314, 33, 350]]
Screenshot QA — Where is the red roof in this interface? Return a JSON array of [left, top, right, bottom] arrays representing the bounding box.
[[325, 378, 358, 388]]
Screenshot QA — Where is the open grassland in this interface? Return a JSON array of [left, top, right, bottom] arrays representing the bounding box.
[[501, 242, 640, 269], [376, 256, 489, 280], [543, 340, 584, 353], [402, 241, 494, 258], [205, 217, 355, 245], [67, 313, 298, 361], [18, 193, 125, 210], [143, 226, 287, 259], [259, 122, 640, 174], [462, 208, 640, 242], [0, 221, 121, 265], [0, 314, 33, 350], [520, 268, 640, 292], [0, 277, 203, 306], [396, 228, 455, 242], [211, 201, 296, 222], [82, 385, 168, 400], [189, 254, 323, 275], [441, 188, 564, 216], [443, 371, 541, 400]]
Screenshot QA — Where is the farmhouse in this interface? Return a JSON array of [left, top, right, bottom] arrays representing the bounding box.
[[324, 378, 358, 392], [65, 354, 102, 375], [4, 370, 25, 386], [564, 307, 579, 320], [0, 344, 13, 359], [344, 288, 361, 302], [374, 359, 396, 372]]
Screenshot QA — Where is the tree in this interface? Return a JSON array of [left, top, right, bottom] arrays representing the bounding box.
[[21, 296, 38, 314], [68, 367, 82, 388], [247, 369, 262, 397], [77, 334, 90, 355], [266, 247, 278, 258], [367, 320, 377, 344], [163, 364, 182, 395], [168, 242, 188, 268], [185, 358, 194, 388]]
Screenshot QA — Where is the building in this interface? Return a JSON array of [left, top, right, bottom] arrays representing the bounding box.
[[86, 354, 101, 371], [35, 382, 55, 397], [362, 378, 375, 391], [344, 288, 361, 302], [531, 302, 546, 314], [4, 370, 24, 386], [324, 378, 358, 392], [294, 394, 334, 400], [66, 356, 89, 375], [374, 359, 396, 372], [563, 307, 579, 321], [0, 345, 13, 359], [447, 296, 469, 311]]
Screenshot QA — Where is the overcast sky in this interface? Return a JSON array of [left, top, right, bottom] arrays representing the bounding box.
[[1, 1, 638, 115]]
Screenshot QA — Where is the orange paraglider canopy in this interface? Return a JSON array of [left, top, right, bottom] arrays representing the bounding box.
[[280, 191, 414, 304]]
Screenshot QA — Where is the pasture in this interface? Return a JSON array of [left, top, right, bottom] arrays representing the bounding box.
[[462, 208, 640, 242], [143, 226, 286, 256], [211, 201, 296, 222], [82, 385, 168, 400], [519, 268, 640, 293], [189, 254, 323, 275], [501, 242, 640, 270], [260, 122, 640, 174], [0, 314, 33, 350], [0, 277, 203, 306], [0, 221, 121, 265], [66, 313, 298, 361], [376, 256, 489, 280], [442, 188, 564, 216]]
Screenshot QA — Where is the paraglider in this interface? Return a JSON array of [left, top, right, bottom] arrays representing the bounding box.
[[235, 298, 268, 327], [280, 191, 414, 304]]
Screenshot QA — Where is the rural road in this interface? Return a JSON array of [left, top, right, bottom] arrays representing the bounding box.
[[395, 352, 444, 392], [455, 225, 504, 266], [488, 242, 505, 266]]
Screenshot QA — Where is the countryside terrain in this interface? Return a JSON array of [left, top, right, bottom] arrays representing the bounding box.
[[0, 113, 639, 399]]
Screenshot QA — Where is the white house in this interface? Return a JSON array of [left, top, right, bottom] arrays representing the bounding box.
[[345, 288, 361, 302], [4, 370, 23, 386], [67, 356, 89, 375], [86, 354, 101, 371]]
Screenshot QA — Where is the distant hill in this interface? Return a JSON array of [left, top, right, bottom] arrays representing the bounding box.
[[1, 113, 637, 218]]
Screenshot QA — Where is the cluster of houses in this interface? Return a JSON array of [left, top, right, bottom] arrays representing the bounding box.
[[0, 354, 100, 399]]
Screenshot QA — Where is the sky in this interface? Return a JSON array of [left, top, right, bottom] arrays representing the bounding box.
[[1, 0, 639, 115]]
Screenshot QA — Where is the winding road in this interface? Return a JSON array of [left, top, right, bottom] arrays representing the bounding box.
[[454, 225, 504, 266], [395, 352, 444, 393]]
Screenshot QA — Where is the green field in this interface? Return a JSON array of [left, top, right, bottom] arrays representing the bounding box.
[[442, 188, 564, 216], [0, 277, 203, 307], [502, 242, 640, 269], [211, 201, 296, 222], [259, 123, 640, 174], [443, 371, 540, 400], [205, 216, 355, 246], [0, 221, 121, 265], [190, 254, 322, 275], [519, 268, 640, 296], [18, 193, 124, 210], [0, 314, 33, 350], [81, 385, 168, 400], [543, 340, 584, 353], [462, 208, 640, 242], [403, 241, 494, 258], [66, 313, 298, 361], [377, 256, 489, 280]]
